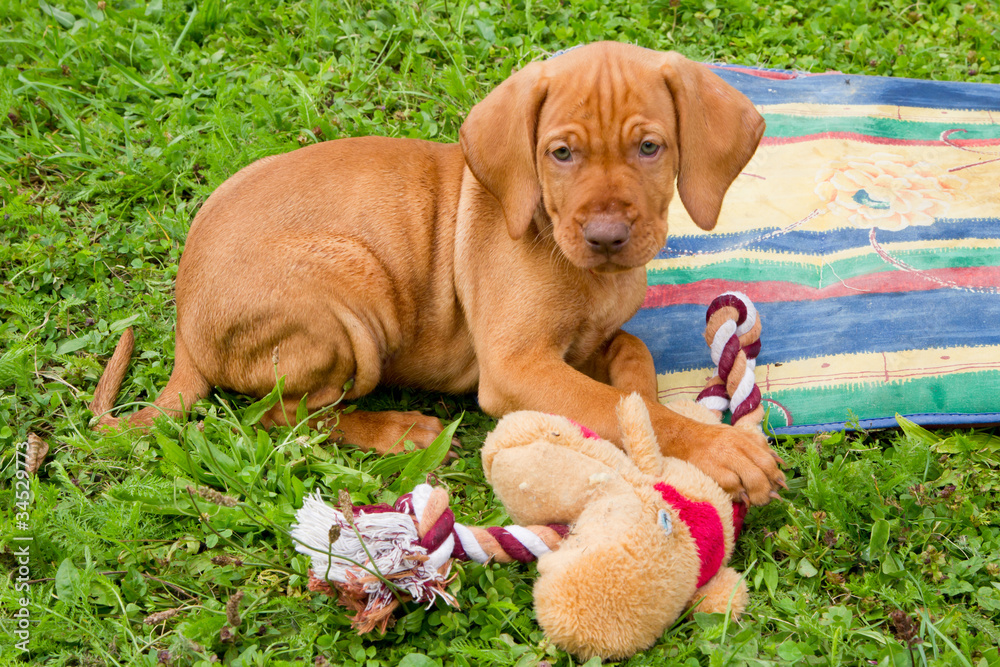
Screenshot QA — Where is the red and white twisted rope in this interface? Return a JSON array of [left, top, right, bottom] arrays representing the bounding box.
[[395, 484, 568, 564], [291, 485, 568, 632], [696, 291, 764, 426]]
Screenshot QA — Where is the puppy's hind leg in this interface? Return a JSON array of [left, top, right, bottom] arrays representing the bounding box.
[[262, 393, 451, 455]]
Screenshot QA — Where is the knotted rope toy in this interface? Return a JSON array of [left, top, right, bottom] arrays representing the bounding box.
[[290, 293, 768, 657], [291, 485, 569, 633], [696, 291, 764, 427]]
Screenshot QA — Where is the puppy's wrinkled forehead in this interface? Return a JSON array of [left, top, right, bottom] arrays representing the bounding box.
[[537, 46, 676, 147]]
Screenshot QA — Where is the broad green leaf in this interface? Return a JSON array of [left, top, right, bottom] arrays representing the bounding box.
[[156, 431, 218, 486], [866, 519, 890, 561], [797, 558, 818, 578], [391, 415, 462, 494], [109, 314, 140, 333], [39, 0, 76, 28], [253, 428, 273, 467], [290, 474, 305, 506], [693, 611, 723, 630], [368, 449, 420, 479], [290, 460, 369, 480], [83, 0, 104, 21], [967, 433, 1000, 452], [296, 394, 309, 425], [88, 576, 118, 607], [55, 558, 81, 604], [977, 586, 1000, 612], [881, 553, 903, 576], [940, 578, 975, 596], [763, 561, 778, 595], [822, 606, 853, 629], [187, 424, 237, 473], [777, 642, 805, 661], [895, 414, 940, 447], [242, 376, 285, 427], [398, 654, 439, 667], [55, 334, 93, 355]]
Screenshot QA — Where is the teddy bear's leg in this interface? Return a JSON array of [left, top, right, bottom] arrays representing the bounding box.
[[688, 566, 748, 619]]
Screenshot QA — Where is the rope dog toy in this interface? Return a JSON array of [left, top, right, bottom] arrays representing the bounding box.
[[696, 291, 764, 427], [291, 485, 569, 633]]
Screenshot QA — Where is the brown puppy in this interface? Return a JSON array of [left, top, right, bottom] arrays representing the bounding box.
[[91, 42, 783, 504]]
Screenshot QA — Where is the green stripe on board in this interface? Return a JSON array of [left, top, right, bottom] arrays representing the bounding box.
[[647, 246, 1000, 288], [763, 114, 1000, 140], [760, 370, 1000, 431]]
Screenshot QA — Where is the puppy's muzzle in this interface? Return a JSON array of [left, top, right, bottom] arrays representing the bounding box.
[[583, 216, 631, 255]]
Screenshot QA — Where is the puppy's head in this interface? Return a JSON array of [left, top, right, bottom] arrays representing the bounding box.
[[460, 42, 765, 272]]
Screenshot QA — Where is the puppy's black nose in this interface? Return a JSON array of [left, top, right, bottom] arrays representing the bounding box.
[[583, 218, 630, 254]]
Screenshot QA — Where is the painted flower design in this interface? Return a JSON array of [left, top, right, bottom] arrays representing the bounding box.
[[814, 153, 966, 230]]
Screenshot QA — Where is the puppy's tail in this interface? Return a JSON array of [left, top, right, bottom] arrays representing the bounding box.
[[89, 328, 135, 429]]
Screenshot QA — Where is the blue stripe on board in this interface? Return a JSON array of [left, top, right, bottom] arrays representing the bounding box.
[[710, 68, 1000, 111], [623, 288, 1000, 372], [654, 218, 1000, 259], [771, 412, 1000, 435]]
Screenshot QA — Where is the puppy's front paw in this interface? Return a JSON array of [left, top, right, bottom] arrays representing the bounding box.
[[677, 423, 785, 506]]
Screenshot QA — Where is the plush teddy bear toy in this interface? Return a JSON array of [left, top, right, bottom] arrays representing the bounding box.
[[481, 393, 749, 661]]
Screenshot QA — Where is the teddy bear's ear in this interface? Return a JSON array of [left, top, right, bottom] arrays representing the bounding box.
[[616, 393, 662, 476]]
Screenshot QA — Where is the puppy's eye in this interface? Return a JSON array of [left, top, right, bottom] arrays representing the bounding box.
[[551, 146, 572, 161], [658, 509, 673, 536], [639, 141, 660, 157]]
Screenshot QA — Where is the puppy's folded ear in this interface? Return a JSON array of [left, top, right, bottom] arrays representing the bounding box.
[[460, 61, 548, 240], [660, 53, 765, 231]]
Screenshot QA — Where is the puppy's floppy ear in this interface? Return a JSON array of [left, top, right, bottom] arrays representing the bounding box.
[[660, 52, 765, 231], [460, 61, 548, 240]]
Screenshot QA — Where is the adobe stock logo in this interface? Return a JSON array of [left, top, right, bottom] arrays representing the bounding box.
[[11, 437, 34, 654]]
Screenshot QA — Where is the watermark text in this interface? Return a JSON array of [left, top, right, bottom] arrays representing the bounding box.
[[11, 438, 33, 653]]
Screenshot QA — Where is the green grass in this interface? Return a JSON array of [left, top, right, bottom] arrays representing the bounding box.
[[2, 0, 1000, 665]]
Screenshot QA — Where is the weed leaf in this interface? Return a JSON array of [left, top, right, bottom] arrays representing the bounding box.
[[895, 414, 940, 446], [55, 333, 95, 355], [397, 655, 438, 667], [55, 558, 81, 605], [109, 314, 141, 333], [38, 0, 76, 28], [243, 376, 285, 427], [391, 414, 462, 494], [866, 519, 890, 562]]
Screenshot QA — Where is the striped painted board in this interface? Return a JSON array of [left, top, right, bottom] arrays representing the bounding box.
[[622, 66, 1000, 435]]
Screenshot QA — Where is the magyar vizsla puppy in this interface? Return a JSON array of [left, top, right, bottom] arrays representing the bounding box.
[[91, 42, 784, 504]]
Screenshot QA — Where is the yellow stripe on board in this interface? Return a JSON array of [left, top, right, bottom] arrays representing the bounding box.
[[757, 103, 1000, 124], [647, 238, 1000, 271], [657, 344, 1000, 402], [666, 139, 1000, 236]]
